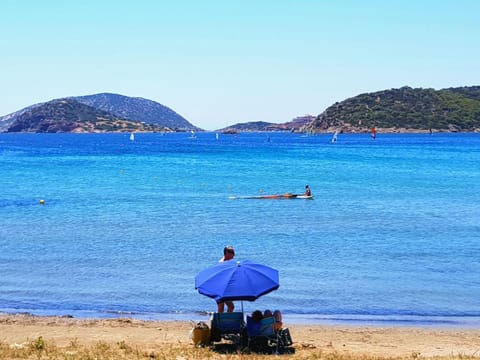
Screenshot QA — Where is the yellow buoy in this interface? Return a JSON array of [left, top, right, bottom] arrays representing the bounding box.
[[39, 199, 45, 205]]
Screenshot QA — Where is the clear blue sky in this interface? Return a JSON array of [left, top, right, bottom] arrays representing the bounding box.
[[1, 0, 479, 130]]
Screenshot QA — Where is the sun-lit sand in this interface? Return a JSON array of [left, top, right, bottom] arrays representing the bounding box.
[[1, 314, 480, 359]]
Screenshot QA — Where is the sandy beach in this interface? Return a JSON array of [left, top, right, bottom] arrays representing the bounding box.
[[1, 314, 480, 359]]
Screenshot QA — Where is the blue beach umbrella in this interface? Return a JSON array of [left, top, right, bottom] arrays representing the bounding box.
[[195, 259, 279, 302]]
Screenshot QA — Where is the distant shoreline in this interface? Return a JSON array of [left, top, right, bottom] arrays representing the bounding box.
[[1, 129, 480, 134]]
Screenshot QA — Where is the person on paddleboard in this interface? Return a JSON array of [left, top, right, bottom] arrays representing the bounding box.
[[217, 246, 235, 313], [304, 185, 311, 196]]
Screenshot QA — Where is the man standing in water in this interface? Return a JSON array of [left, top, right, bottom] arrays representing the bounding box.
[[217, 246, 235, 313]]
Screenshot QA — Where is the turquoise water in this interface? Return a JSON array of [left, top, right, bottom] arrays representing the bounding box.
[[1, 132, 479, 326]]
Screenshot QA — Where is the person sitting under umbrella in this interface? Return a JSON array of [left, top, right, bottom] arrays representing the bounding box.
[[263, 309, 282, 330], [217, 245, 235, 313]]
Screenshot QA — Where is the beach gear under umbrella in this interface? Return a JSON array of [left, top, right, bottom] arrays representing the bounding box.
[[195, 259, 279, 302]]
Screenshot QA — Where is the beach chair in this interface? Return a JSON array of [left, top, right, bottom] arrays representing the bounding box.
[[246, 316, 278, 353], [246, 316, 293, 354], [210, 312, 246, 345]]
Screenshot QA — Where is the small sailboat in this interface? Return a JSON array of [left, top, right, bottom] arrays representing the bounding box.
[[331, 130, 338, 143], [130, 132, 135, 141], [371, 127, 377, 140], [189, 130, 197, 139]]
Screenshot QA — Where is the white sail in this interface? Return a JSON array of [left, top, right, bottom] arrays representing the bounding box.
[[331, 131, 338, 143]]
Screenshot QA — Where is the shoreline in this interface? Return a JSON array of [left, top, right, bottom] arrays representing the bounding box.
[[3, 310, 480, 328], [0, 310, 480, 329], [1, 313, 480, 359]]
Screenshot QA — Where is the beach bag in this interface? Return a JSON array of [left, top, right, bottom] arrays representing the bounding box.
[[190, 321, 211, 346], [279, 328, 293, 346]]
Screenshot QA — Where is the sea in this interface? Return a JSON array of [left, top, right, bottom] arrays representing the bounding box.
[[1, 132, 479, 327]]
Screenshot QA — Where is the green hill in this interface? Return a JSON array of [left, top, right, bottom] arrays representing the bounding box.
[[4, 98, 167, 133], [73, 93, 199, 131], [0, 93, 197, 133], [305, 86, 480, 133]]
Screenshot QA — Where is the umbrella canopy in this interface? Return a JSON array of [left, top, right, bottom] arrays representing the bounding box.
[[195, 259, 279, 302]]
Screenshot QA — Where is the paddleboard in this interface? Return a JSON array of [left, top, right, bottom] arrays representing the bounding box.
[[229, 194, 313, 200]]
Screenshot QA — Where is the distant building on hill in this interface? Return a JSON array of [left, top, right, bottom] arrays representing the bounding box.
[[292, 114, 316, 123]]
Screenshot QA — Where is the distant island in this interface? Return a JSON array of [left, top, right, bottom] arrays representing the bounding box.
[[304, 86, 480, 134], [1, 86, 479, 133], [72, 93, 199, 132], [219, 86, 480, 133], [217, 115, 315, 134], [0, 93, 198, 133]]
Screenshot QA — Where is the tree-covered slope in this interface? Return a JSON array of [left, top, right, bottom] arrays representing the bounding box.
[[73, 93, 199, 131], [5, 98, 165, 133], [306, 86, 480, 133]]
